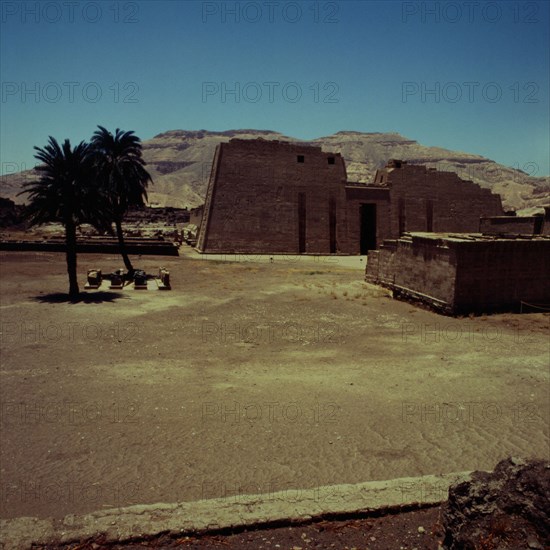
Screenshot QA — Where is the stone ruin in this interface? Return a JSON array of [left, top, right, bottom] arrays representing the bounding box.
[[196, 139, 503, 254], [85, 269, 102, 289], [442, 457, 550, 549], [365, 232, 550, 314], [157, 267, 171, 290], [83, 267, 171, 291]]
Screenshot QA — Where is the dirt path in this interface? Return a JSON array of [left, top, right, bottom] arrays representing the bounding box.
[[0, 251, 548, 520]]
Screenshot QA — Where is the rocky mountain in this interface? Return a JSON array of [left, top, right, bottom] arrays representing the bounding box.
[[2, 129, 548, 213]]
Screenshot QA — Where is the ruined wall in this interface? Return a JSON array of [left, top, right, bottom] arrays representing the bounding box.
[[343, 186, 392, 251], [453, 238, 550, 312], [198, 139, 348, 253], [479, 215, 546, 235], [366, 235, 457, 311], [366, 233, 550, 314], [544, 207, 550, 235], [381, 163, 503, 237], [197, 144, 507, 255], [342, 161, 503, 254]]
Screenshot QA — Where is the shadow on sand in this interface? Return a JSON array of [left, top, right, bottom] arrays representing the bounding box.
[[34, 291, 128, 304]]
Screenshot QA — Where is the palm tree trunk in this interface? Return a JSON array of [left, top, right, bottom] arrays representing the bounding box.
[[115, 218, 134, 275], [65, 220, 79, 301]]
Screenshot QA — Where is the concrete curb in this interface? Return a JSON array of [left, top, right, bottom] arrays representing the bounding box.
[[0, 471, 473, 549]]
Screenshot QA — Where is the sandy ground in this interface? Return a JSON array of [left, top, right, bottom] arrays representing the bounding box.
[[0, 248, 548, 520]]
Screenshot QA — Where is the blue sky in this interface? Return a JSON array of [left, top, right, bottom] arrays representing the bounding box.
[[1, 0, 549, 176]]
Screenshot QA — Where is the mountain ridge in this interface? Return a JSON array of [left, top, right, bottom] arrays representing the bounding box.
[[2, 129, 548, 213]]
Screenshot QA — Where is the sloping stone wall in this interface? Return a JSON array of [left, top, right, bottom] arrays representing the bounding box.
[[453, 238, 550, 311], [366, 235, 457, 312], [197, 141, 505, 254], [479, 215, 544, 235], [366, 233, 550, 314], [197, 139, 347, 253], [381, 163, 503, 236]]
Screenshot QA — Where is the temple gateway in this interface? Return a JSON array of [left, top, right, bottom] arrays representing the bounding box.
[[197, 138, 503, 254]]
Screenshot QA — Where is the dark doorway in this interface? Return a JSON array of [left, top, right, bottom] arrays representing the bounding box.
[[426, 199, 434, 232], [298, 192, 306, 253], [360, 204, 377, 254], [329, 197, 337, 253], [534, 215, 544, 235]]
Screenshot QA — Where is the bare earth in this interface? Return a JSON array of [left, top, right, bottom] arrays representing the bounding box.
[[49, 506, 445, 549], [0, 249, 548, 522]]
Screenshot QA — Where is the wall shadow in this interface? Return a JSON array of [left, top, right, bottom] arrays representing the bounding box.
[[34, 291, 128, 304]]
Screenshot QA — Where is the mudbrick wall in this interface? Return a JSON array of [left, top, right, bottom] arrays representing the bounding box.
[[366, 233, 550, 314], [376, 161, 504, 237], [366, 235, 457, 311], [197, 140, 505, 254], [479, 214, 547, 235], [197, 139, 348, 253], [453, 237, 550, 312]]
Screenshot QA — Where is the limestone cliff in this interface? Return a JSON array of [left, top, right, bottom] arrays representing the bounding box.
[[2, 129, 548, 212]]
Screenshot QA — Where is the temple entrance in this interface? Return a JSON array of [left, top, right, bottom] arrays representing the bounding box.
[[360, 203, 377, 254]]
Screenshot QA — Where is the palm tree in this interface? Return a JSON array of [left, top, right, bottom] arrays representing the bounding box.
[[19, 138, 95, 301], [91, 126, 152, 275]]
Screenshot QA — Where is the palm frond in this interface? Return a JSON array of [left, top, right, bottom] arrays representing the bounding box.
[[90, 125, 152, 219]]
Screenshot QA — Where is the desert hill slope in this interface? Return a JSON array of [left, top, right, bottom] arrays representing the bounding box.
[[2, 129, 548, 212]]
